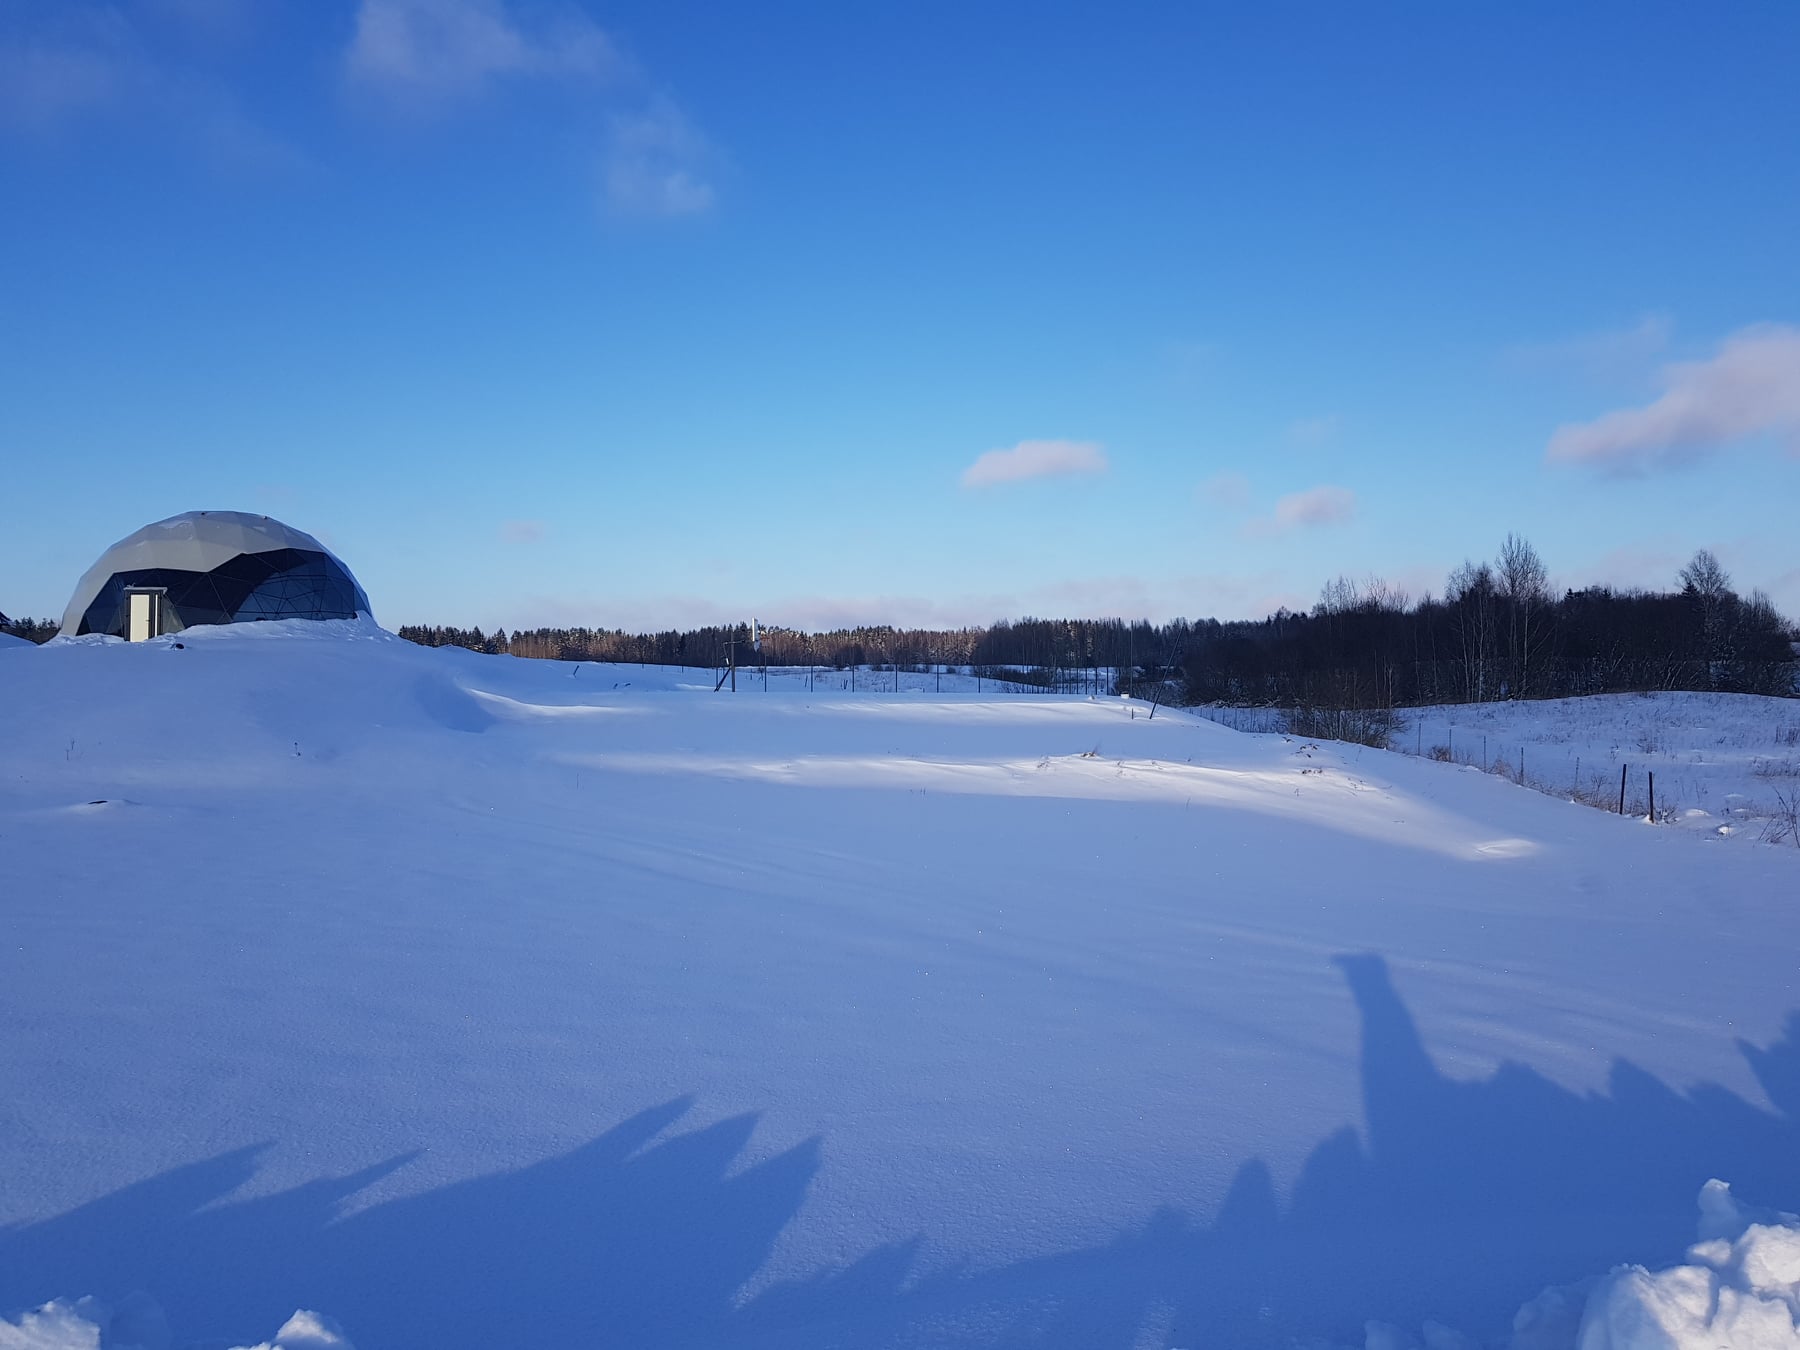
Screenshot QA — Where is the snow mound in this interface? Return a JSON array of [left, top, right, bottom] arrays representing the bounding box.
[[0, 1299, 351, 1350], [1367, 1180, 1800, 1350]]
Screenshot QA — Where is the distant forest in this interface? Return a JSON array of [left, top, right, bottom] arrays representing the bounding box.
[[9, 539, 1794, 710], [0, 617, 58, 643], [399, 540, 1798, 708]]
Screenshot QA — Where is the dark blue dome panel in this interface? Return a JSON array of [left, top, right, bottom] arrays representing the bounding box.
[[60, 512, 373, 638]]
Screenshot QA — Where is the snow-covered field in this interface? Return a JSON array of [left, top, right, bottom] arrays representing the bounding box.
[[1399, 693, 1800, 846], [2, 624, 1798, 1349], [1202, 692, 1800, 848]]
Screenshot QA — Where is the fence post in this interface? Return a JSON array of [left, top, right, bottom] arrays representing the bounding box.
[[1619, 764, 1628, 815], [1649, 771, 1655, 823]]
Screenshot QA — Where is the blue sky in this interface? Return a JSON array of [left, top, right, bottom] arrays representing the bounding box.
[[4, 1, 1798, 631]]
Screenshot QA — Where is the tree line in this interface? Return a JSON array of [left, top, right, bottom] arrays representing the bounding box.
[[0, 617, 58, 643], [398, 541, 1795, 709], [1179, 542, 1793, 711], [12, 538, 1795, 711], [395, 617, 1190, 689]]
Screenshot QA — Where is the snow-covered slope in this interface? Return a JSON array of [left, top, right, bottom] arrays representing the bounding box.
[[1, 624, 1796, 1349], [1401, 693, 1800, 844]]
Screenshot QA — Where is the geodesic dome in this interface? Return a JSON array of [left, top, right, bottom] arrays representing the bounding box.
[[60, 511, 372, 638]]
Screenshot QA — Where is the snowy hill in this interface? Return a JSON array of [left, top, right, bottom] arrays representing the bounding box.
[[2, 622, 1797, 1349]]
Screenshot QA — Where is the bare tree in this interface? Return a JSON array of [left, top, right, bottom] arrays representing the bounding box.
[[1316, 574, 1359, 616], [1678, 548, 1732, 602], [1679, 548, 1735, 675], [1446, 560, 1497, 702], [1497, 533, 1551, 697]]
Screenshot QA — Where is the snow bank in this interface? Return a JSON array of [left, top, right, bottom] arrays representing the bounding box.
[[8, 1183, 1793, 1350], [1365, 1180, 1800, 1350], [0, 1299, 351, 1350]]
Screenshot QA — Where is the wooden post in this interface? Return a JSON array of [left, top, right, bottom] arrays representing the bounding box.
[[1519, 749, 1525, 785], [1619, 764, 1628, 815], [1649, 771, 1655, 822]]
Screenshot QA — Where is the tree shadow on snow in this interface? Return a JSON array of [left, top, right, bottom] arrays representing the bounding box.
[[0, 1097, 820, 1349], [737, 955, 1800, 1349], [3, 967, 1797, 1349]]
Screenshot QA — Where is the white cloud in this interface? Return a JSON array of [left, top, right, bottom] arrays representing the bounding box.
[[1546, 323, 1800, 471], [345, 0, 620, 101], [960, 440, 1109, 489], [499, 519, 547, 543], [603, 97, 715, 218], [1197, 471, 1251, 508], [1245, 485, 1357, 537]]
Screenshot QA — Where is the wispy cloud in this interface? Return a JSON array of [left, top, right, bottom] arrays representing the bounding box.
[[0, 7, 127, 132], [1245, 485, 1357, 537], [1164, 340, 1222, 389], [344, 0, 717, 218], [1506, 314, 1673, 381], [1546, 323, 1800, 472], [1287, 413, 1340, 446], [500, 519, 547, 544], [1197, 470, 1251, 509], [1572, 540, 1686, 593], [0, 2, 297, 168], [516, 569, 1308, 631], [1769, 568, 1800, 625], [603, 96, 715, 217], [344, 0, 621, 102], [961, 440, 1108, 489]]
